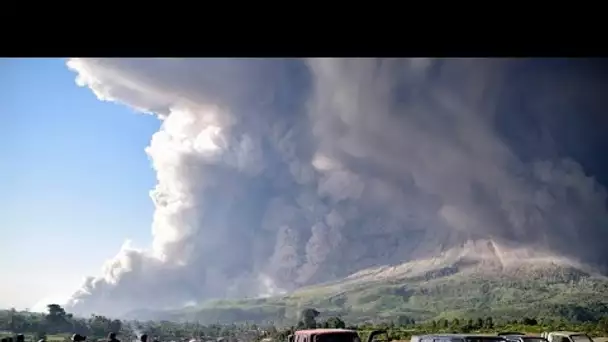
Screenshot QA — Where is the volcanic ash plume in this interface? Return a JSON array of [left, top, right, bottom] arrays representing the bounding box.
[[64, 58, 608, 317]]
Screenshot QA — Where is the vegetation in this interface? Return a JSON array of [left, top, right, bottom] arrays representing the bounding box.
[[1, 304, 608, 342], [156, 264, 608, 325], [2, 264, 607, 341], [0, 305, 121, 341]]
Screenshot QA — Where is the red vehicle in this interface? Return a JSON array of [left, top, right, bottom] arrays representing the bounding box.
[[289, 329, 388, 342]]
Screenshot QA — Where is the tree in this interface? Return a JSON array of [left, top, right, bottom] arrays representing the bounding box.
[[397, 316, 411, 326], [598, 316, 608, 333], [476, 318, 483, 329], [45, 304, 69, 333], [88, 314, 121, 337], [461, 322, 473, 333], [325, 317, 345, 329], [299, 309, 319, 329], [484, 317, 494, 329], [522, 317, 538, 326], [110, 319, 122, 333], [442, 319, 449, 329], [46, 304, 66, 318]]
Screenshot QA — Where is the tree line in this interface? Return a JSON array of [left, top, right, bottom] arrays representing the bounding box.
[[1, 305, 607, 342], [0, 305, 122, 341]]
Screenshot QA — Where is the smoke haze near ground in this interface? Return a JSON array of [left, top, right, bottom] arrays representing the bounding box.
[[64, 58, 608, 317]]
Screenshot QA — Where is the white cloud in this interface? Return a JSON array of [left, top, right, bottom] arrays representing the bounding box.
[[64, 58, 608, 317]]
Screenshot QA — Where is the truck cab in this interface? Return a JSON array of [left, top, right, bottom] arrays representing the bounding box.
[[540, 332, 594, 342]]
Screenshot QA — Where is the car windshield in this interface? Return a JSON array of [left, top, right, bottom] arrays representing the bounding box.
[[466, 338, 508, 342], [316, 333, 361, 342], [570, 335, 592, 342], [522, 338, 547, 342]]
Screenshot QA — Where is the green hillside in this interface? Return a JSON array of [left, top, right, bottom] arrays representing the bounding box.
[[159, 263, 608, 325]]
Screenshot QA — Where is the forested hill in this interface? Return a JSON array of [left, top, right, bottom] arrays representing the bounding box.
[[146, 262, 608, 325]]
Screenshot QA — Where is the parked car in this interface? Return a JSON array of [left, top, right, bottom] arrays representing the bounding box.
[[411, 334, 508, 342], [289, 329, 388, 342], [541, 332, 594, 342]]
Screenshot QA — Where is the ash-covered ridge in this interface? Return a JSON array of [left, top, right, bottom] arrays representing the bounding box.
[[63, 58, 608, 317], [130, 240, 607, 324], [295, 238, 597, 292]]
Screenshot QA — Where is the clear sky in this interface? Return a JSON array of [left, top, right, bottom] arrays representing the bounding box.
[[0, 58, 160, 311]]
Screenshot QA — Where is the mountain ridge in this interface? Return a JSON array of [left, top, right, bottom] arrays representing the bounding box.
[[122, 239, 608, 324]]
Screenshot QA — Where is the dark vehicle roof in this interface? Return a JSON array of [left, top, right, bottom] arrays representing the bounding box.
[[504, 338, 547, 341], [418, 335, 506, 339], [295, 329, 357, 336], [498, 333, 526, 337]]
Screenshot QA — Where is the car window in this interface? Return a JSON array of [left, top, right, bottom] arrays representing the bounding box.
[[316, 334, 360, 342], [436, 338, 465, 342], [466, 338, 507, 342], [570, 336, 592, 342]]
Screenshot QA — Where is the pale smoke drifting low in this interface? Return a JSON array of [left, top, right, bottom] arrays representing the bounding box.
[[65, 58, 608, 317]]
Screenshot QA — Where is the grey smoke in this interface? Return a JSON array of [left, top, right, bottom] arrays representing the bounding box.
[[65, 58, 608, 317]]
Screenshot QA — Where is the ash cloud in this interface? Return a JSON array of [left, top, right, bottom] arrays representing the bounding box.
[[65, 58, 608, 317]]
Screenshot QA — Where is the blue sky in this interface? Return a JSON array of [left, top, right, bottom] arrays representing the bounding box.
[[0, 58, 160, 310]]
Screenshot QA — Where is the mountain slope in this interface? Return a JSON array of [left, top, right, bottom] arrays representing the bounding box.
[[128, 240, 608, 324]]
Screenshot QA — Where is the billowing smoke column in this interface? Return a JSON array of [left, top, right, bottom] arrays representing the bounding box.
[[65, 58, 608, 317]]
